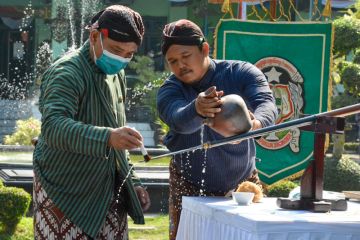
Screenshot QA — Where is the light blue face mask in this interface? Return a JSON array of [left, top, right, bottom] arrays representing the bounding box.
[[93, 34, 132, 75]]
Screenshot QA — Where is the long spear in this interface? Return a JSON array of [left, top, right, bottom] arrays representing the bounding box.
[[149, 103, 360, 160]]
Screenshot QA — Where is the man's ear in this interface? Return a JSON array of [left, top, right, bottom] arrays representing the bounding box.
[[90, 30, 99, 45], [202, 42, 210, 56]]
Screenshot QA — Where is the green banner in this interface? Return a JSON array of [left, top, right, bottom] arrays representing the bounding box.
[[214, 20, 332, 185]]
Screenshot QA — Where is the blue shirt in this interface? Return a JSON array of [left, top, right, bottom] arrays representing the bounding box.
[[157, 59, 277, 192]]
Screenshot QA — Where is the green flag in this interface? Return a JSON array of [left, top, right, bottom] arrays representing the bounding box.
[[214, 20, 332, 185]]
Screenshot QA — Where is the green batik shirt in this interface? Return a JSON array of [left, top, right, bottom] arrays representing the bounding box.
[[33, 40, 144, 238]]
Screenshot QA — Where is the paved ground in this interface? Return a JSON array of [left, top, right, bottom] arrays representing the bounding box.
[[326, 152, 360, 164], [136, 167, 169, 181]]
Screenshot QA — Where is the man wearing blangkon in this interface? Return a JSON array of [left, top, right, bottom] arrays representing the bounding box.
[[157, 19, 278, 240], [33, 5, 150, 239]]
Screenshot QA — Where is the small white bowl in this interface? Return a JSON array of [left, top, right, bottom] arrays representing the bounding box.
[[232, 192, 255, 205]]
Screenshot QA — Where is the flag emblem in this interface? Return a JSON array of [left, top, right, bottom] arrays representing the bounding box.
[[255, 57, 305, 152]]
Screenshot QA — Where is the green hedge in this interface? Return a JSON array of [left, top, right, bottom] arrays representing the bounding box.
[[343, 142, 360, 152], [267, 180, 299, 198], [0, 187, 31, 233], [324, 156, 360, 192]]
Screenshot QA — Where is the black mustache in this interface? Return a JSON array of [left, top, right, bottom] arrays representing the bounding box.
[[179, 69, 191, 76]]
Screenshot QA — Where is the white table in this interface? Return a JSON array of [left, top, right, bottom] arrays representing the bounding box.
[[176, 197, 360, 240]]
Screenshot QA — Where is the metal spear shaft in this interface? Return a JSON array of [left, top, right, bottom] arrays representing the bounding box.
[[150, 103, 360, 160]]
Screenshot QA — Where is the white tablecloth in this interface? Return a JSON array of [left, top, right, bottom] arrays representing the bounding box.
[[176, 197, 360, 240]]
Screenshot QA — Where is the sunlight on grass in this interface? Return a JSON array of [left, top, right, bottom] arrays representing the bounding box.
[[129, 214, 169, 240]]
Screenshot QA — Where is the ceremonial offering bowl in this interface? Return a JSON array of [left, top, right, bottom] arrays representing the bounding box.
[[206, 94, 252, 137], [232, 192, 255, 205]]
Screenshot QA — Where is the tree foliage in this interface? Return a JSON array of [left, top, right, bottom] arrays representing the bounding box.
[[331, 4, 360, 107], [3, 117, 41, 146], [127, 55, 169, 120], [353, 48, 360, 64], [128, 55, 163, 87], [340, 62, 360, 96], [333, 16, 360, 56], [330, 5, 360, 159]]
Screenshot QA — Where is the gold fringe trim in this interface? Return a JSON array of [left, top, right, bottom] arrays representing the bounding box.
[[322, 0, 332, 18], [212, 19, 224, 59], [262, 170, 305, 189]]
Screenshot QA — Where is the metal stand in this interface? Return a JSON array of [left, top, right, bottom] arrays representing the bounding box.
[[276, 116, 347, 212]]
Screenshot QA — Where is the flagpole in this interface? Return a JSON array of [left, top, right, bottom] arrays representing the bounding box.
[[270, 0, 277, 21], [237, 0, 243, 19], [309, 0, 314, 20]]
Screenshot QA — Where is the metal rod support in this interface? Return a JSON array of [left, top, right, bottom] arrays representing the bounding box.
[[150, 103, 360, 160]]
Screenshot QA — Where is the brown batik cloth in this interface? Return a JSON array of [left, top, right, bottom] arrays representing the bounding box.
[[168, 159, 263, 240], [33, 176, 128, 240]]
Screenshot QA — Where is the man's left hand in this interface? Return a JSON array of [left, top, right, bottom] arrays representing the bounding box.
[[249, 111, 262, 130], [135, 186, 151, 212]]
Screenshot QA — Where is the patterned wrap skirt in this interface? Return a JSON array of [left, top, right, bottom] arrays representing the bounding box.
[[33, 176, 128, 240]]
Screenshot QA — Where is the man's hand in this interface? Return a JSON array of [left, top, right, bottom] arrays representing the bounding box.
[[249, 111, 262, 130], [135, 186, 151, 212], [108, 126, 143, 150], [195, 86, 224, 118]]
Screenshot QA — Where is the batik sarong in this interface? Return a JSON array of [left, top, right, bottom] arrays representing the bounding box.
[[33, 176, 128, 240]]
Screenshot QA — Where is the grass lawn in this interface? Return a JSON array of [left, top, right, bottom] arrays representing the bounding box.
[[0, 215, 169, 239], [129, 214, 169, 240]]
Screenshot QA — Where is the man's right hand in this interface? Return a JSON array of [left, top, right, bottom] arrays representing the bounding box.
[[195, 86, 224, 118], [108, 126, 143, 150]]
